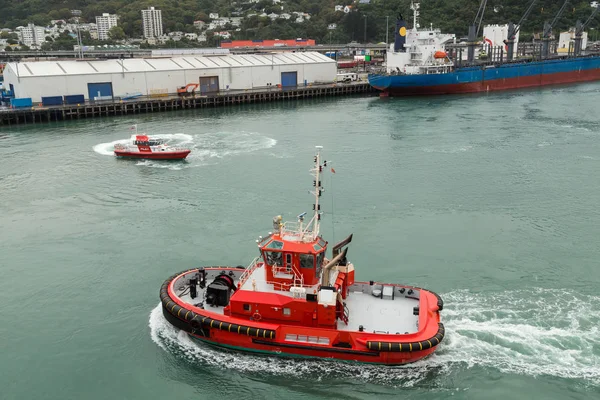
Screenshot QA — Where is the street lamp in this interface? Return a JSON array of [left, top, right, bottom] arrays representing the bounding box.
[[386, 16, 389, 45], [364, 15, 367, 45], [71, 9, 83, 58]]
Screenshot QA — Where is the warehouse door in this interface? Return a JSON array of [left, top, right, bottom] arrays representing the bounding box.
[[281, 72, 298, 89], [199, 76, 219, 94], [87, 82, 113, 101]]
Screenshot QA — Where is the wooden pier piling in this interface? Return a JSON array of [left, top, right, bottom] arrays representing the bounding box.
[[0, 83, 375, 126]]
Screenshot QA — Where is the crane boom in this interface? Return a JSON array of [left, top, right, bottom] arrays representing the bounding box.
[[542, 0, 570, 57], [576, 6, 599, 35], [506, 0, 538, 61], [509, 0, 538, 39], [543, 0, 570, 38], [573, 6, 599, 55], [467, 0, 488, 63], [473, 0, 488, 38]]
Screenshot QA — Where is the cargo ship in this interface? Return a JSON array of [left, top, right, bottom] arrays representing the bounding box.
[[368, 1, 600, 96]]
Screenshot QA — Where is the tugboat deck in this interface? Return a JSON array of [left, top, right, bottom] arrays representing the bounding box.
[[239, 263, 330, 296], [339, 291, 419, 334]]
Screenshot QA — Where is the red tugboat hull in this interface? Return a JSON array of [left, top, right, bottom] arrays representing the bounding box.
[[160, 267, 444, 365], [114, 150, 190, 159]]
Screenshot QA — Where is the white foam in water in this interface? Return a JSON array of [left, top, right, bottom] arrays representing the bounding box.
[[93, 138, 130, 156], [149, 288, 600, 386], [94, 131, 276, 170]]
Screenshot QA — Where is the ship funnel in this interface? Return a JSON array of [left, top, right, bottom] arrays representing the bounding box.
[[394, 16, 407, 52]]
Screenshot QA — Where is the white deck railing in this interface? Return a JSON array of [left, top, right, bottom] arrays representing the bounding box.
[[280, 219, 318, 242], [237, 256, 261, 288]]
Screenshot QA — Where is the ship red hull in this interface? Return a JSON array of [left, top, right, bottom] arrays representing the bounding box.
[[160, 268, 445, 365], [188, 331, 437, 364], [384, 68, 600, 96], [114, 150, 190, 159]]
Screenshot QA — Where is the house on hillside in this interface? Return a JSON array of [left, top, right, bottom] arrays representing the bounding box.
[[209, 13, 219, 19], [214, 31, 231, 39], [335, 5, 344, 12]]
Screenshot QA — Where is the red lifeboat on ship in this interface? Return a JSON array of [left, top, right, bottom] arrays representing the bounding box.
[[114, 129, 191, 160], [159, 147, 444, 365], [434, 51, 447, 59]]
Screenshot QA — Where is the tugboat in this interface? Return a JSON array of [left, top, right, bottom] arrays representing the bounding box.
[[114, 126, 191, 160], [160, 147, 444, 364]]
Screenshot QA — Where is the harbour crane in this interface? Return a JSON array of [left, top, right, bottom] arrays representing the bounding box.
[[467, 0, 488, 63], [573, 6, 599, 56], [541, 0, 570, 58], [505, 0, 538, 61]]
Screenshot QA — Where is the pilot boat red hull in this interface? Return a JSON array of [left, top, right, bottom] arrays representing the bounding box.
[[114, 132, 191, 160], [114, 149, 190, 159]]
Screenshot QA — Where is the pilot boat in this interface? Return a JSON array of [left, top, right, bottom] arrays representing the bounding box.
[[160, 147, 444, 364], [114, 127, 190, 160]]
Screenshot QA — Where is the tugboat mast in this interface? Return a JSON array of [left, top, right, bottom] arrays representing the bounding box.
[[309, 146, 324, 239]]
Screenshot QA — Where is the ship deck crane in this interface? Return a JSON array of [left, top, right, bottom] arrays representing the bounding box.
[[467, 0, 488, 63], [542, 0, 570, 58], [574, 6, 599, 56], [506, 0, 538, 61]]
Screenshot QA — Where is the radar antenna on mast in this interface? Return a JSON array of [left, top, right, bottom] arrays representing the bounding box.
[[307, 146, 326, 240], [410, 1, 420, 31]]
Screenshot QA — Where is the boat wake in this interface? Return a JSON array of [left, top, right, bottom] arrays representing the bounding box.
[[149, 287, 600, 387], [93, 131, 276, 170]]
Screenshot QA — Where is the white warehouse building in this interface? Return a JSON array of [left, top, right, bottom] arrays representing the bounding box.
[[3, 52, 336, 102]]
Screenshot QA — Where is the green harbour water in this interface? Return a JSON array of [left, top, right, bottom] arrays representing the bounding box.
[[1, 84, 600, 399]]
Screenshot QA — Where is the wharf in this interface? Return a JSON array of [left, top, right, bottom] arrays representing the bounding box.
[[0, 82, 375, 126]]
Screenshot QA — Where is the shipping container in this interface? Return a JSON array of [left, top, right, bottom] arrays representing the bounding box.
[[41, 96, 63, 106], [63, 94, 85, 105], [11, 98, 33, 108]]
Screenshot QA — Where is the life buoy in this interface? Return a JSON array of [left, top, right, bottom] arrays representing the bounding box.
[[253, 312, 262, 321]]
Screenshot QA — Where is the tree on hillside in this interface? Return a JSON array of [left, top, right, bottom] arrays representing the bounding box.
[[108, 26, 126, 41]]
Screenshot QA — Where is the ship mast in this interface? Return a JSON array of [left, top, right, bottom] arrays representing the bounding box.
[[411, 1, 420, 32], [308, 146, 324, 239]]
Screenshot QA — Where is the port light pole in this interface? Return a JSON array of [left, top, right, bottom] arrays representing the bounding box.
[[386, 16, 389, 45], [71, 9, 83, 59]]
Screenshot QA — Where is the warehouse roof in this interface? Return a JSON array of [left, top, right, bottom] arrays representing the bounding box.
[[6, 52, 335, 77]]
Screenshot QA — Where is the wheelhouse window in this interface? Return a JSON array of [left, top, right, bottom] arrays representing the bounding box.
[[300, 253, 314, 269], [316, 252, 324, 277], [264, 251, 283, 266], [243, 304, 251, 312]]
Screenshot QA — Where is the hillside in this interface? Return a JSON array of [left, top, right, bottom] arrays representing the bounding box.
[[1, 0, 598, 45]]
